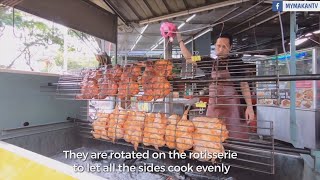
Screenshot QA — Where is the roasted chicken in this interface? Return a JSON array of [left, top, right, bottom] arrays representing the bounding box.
[[118, 80, 139, 99], [192, 117, 228, 162], [165, 114, 180, 149], [154, 59, 173, 78], [98, 77, 118, 98], [124, 111, 146, 150], [143, 113, 167, 150], [92, 112, 109, 139], [117, 66, 140, 99], [77, 68, 102, 99], [112, 65, 123, 82], [80, 79, 99, 99], [107, 107, 128, 142], [176, 109, 195, 153], [153, 76, 171, 100], [138, 62, 157, 101]]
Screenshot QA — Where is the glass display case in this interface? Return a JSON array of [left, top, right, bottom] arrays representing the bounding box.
[[257, 48, 316, 110], [257, 47, 320, 149]]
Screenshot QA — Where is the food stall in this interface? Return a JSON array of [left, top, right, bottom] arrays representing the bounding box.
[[2, 0, 320, 179], [257, 47, 320, 149]]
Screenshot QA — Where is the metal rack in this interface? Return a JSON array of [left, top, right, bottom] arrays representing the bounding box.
[[53, 49, 320, 175]]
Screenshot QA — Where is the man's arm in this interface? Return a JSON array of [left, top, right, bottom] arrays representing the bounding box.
[[240, 82, 255, 122], [177, 33, 193, 64], [240, 82, 252, 106]]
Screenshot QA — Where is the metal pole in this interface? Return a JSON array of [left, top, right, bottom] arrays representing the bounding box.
[[164, 38, 172, 59], [125, 53, 128, 65], [164, 38, 172, 116], [115, 18, 118, 64], [289, 11, 298, 147], [191, 36, 196, 95], [63, 27, 68, 72]]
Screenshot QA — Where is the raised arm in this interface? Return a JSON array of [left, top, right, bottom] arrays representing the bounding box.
[[176, 33, 193, 64]]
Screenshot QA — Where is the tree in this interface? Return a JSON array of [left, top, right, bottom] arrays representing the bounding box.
[[0, 7, 64, 71], [0, 6, 100, 72]]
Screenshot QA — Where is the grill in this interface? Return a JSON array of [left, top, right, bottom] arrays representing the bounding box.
[[52, 49, 317, 178]]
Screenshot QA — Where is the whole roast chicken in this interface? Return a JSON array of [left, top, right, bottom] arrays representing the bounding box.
[[165, 114, 181, 149], [154, 59, 173, 78], [98, 77, 118, 98], [107, 107, 128, 142], [192, 116, 228, 162], [81, 79, 99, 99], [142, 113, 155, 147], [118, 66, 140, 99], [176, 109, 195, 153], [124, 111, 146, 150], [89, 69, 103, 81], [138, 62, 157, 101], [143, 113, 167, 150], [77, 70, 99, 99], [76, 70, 99, 99], [118, 80, 139, 99], [111, 65, 123, 82], [129, 64, 142, 81], [92, 112, 109, 139], [152, 76, 171, 100]]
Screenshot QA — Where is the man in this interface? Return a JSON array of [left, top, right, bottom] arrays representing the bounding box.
[[176, 33, 255, 140]]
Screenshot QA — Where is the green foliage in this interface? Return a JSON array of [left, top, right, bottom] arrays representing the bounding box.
[[54, 51, 64, 67], [68, 46, 76, 52], [67, 58, 98, 70], [0, 7, 23, 27], [0, 7, 99, 72], [67, 29, 90, 40], [1, 7, 64, 49]]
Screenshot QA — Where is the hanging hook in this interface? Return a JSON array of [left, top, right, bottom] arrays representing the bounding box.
[[219, 22, 225, 36], [199, 107, 204, 114], [0, 24, 5, 37]]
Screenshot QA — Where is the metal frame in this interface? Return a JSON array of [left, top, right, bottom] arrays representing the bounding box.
[[138, 0, 250, 25], [234, 12, 288, 35], [225, 7, 271, 32], [181, 7, 239, 46], [102, 0, 130, 26]]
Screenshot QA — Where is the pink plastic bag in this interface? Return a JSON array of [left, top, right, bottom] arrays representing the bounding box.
[[160, 22, 177, 42]]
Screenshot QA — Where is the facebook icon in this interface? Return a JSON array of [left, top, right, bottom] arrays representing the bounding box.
[[272, 1, 283, 11]]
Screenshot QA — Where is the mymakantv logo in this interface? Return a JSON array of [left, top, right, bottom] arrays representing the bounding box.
[[272, 1, 320, 12]]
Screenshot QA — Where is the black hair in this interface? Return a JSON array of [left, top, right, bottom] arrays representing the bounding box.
[[218, 33, 233, 46]]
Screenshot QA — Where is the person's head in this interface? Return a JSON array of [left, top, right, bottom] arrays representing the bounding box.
[[215, 33, 233, 57]]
